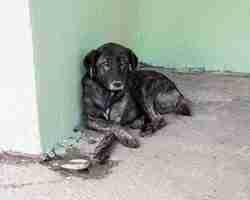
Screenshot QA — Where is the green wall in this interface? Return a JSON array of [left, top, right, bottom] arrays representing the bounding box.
[[133, 0, 250, 73], [30, 0, 136, 152]]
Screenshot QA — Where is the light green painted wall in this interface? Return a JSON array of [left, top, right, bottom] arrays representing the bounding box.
[[133, 0, 250, 73], [30, 0, 136, 152]]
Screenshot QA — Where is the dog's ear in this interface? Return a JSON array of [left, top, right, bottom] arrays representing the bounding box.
[[83, 49, 99, 78], [127, 49, 138, 71]]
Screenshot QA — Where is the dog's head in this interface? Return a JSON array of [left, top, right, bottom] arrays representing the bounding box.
[[83, 43, 138, 91]]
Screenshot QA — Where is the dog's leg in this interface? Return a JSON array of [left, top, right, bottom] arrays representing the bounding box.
[[86, 117, 139, 148], [92, 133, 116, 164], [129, 116, 145, 129], [139, 101, 167, 137], [154, 89, 192, 116], [175, 96, 192, 116]]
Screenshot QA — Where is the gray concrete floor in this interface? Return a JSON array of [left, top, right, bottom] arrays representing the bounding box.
[[1, 72, 250, 200]]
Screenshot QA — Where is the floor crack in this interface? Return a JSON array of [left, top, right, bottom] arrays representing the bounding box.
[[0, 179, 64, 189]]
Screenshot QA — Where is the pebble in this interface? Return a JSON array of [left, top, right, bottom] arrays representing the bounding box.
[[52, 162, 59, 166], [53, 145, 66, 156]]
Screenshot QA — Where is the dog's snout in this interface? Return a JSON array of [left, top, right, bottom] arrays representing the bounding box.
[[110, 81, 124, 90], [113, 81, 122, 88]]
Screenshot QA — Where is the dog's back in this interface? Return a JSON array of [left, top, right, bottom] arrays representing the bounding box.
[[128, 69, 192, 116]]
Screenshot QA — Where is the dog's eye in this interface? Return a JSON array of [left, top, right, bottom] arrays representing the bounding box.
[[101, 62, 110, 71], [121, 61, 128, 65], [120, 59, 129, 70], [120, 58, 129, 64], [100, 61, 108, 65], [120, 64, 127, 71], [103, 65, 109, 71]]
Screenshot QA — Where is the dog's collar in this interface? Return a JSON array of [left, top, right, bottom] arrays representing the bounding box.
[[103, 90, 125, 120]]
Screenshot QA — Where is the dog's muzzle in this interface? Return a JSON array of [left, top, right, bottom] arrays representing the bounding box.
[[109, 81, 124, 91]]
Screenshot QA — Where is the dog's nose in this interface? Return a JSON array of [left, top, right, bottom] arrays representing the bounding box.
[[113, 81, 122, 88], [110, 81, 124, 90]]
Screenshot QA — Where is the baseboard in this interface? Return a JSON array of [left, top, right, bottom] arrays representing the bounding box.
[[139, 62, 250, 77]]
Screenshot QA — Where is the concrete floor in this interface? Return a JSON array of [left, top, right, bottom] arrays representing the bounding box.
[[1, 72, 250, 200]]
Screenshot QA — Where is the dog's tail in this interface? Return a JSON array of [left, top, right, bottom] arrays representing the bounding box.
[[174, 88, 192, 116]]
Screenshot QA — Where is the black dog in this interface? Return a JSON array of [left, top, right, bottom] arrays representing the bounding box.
[[81, 43, 191, 160]]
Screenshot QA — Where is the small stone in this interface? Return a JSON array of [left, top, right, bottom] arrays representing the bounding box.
[[53, 143, 67, 157], [52, 162, 59, 166], [48, 151, 56, 158], [88, 138, 97, 144], [39, 152, 55, 162]]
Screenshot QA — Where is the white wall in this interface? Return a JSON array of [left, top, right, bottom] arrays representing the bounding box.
[[0, 0, 41, 154]]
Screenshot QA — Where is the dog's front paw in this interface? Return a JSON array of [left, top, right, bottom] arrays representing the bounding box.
[[140, 117, 167, 137], [129, 117, 145, 129], [114, 128, 140, 148]]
